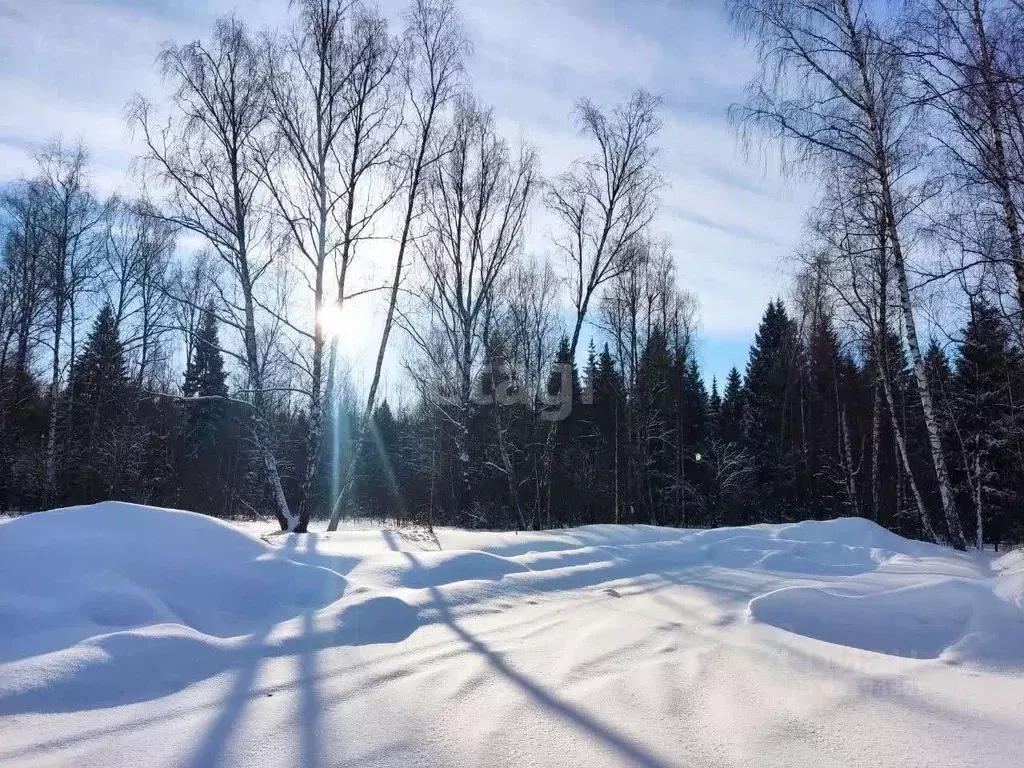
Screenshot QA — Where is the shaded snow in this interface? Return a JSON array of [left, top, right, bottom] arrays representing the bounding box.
[[1, 503, 1023, 767]]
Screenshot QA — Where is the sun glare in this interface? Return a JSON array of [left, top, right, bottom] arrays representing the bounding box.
[[318, 304, 344, 339]]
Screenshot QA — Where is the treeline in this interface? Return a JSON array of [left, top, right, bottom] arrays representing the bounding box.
[[719, 0, 1024, 551], [3, 0, 1024, 549]]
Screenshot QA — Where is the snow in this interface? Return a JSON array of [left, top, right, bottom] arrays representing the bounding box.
[[1, 503, 1023, 767]]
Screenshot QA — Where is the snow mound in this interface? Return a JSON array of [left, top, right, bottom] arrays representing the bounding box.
[[993, 549, 1024, 613], [749, 577, 1024, 667], [356, 549, 530, 590], [994, 546, 1024, 573], [775, 517, 938, 553], [0, 503, 346, 664]]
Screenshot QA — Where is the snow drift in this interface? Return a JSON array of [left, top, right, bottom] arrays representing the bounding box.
[[748, 578, 1024, 664], [0, 503, 353, 712], [2, 504, 1023, 768], [0, 503, 346, 655]]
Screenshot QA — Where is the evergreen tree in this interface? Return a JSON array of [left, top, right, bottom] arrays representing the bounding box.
[[708, 377, 721, 428], [71, 304, 131, 421], [358, 400, 403, 522], [178, 306, 233, 517], [682, 358, 709, 524], [743, 300, 801, 523], [546, 335, 581, 410], [66, 304, 135, 501], [719, 367, 745, 446], [633, 327, 673, 523], [951, 301, 1023, 549], [547, 335, 584, 522], [588, 343, 625, 522], [804, 310, 842, 519], [183, 303, 228, 399]]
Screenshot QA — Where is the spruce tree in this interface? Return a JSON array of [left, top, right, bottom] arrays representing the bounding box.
[[592, 344, 626, 521], [546, 335, 581, 409], [708, 377, 721, 428], [805, 310, 842, 519], [952, 300, 1023, 549], [70, 304, 132, 438], [359, 400, 402, 521], [743, 300, 801, 523], [635, 327, 673, 523], [677, 357, 709, 525], [184, 304, 228, 399], [67, 304, 134, 501], [719, 367, 745, 446], [178, 305, 231, 515]]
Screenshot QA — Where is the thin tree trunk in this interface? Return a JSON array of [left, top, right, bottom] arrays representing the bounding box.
[[44, 305, 63, 504], [970, 0, 1024, 312], [877, 341, 938, 543], [840, 403, 860, 518], [239, 257, 296, 532], [837, 0, 966, 548], [326, 133, 429, 531], [870, 376, 882, 521], [614, 403, 620, 524], [974, 451, 984, 550], [887, 224, 965, 547]]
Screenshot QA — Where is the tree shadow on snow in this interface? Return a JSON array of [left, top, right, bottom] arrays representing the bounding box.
[[0, 534, 417, 725], [400, 549, 677, 768]]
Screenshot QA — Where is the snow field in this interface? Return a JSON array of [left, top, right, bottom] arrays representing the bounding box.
[[1, 502, 1023, 767]]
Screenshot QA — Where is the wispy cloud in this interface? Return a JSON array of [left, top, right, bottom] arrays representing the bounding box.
[[667, 206, 785, 249], [0, 0, 814, 353]]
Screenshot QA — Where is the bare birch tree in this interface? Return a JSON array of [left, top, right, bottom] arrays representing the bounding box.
[[728, 0, 968, 548], [905, 0, 1024, 320], [400, 98, 536, 523], [327, 0, 466, 530], [36, 141, 106, 504], [130, 16, 298, 530], [0, 180, 48, 506], [103, 199, 176, 386], [548, 90, 664, 361]]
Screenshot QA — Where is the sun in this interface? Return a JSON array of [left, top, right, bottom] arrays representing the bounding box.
[[318, 304, 344, 339]]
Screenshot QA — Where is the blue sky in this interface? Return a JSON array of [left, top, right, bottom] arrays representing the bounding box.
[[0, 0, 814, 386]]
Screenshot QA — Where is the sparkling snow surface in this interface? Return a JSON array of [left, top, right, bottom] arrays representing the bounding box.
[[1, 503, 1023, 767]]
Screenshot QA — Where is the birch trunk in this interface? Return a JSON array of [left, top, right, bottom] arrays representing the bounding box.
[[841, 0, 967, 548], [877, 350, 938, 543], [44, 304, 63, 504], [974, 451, 984, 551], [970, 0, 1024, 312]]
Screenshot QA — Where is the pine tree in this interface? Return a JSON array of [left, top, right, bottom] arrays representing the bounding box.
[[183, 304, 228, 399], [66, 304, 135, 501], [952, 300, 1023, 549], [71, 304, 131, 427], [743, 300, 802, 523], [708, 377, 721, 427], [178, 305, 232, 516]]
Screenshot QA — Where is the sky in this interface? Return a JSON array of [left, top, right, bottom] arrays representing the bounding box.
[[0, 0, 816, 390]]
